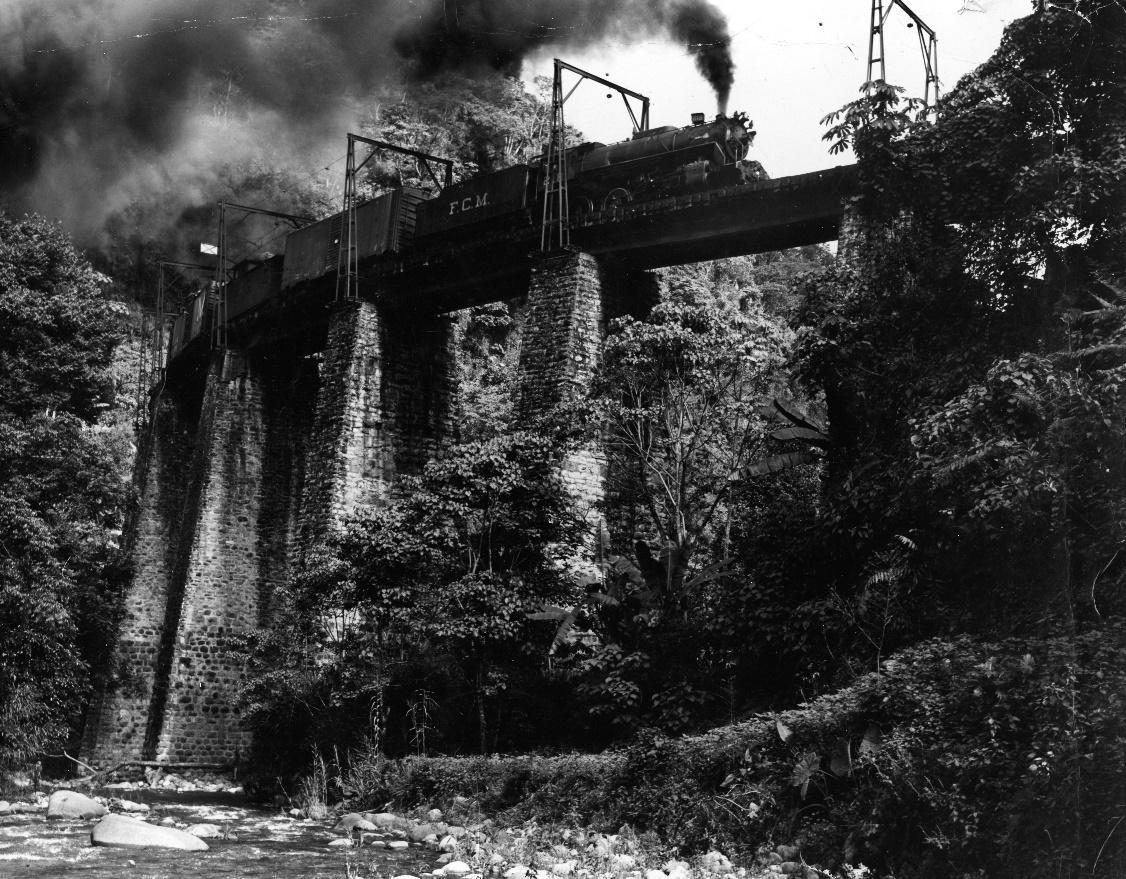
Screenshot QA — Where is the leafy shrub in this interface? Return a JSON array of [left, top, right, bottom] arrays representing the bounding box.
[[353, 624, 1126, 877]]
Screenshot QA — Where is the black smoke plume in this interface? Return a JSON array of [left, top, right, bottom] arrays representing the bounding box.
[[394, 0, 737, 110], [0, 0, 736, 243]]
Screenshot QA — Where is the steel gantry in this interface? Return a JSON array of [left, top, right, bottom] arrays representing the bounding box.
[[211, 202, 314, 349], [337, 134, 453, 302], [541, 59, 650, 252], [867, 0, 940, 112]]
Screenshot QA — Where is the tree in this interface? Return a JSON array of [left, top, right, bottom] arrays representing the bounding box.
[[789, 0, 1126, 662], [566, 265, 806, 731], [244, 432, 587, 760], [0, 212, 130, 769]]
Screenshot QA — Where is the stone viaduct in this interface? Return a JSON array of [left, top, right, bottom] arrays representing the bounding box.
[[80, 165, 854, 767]]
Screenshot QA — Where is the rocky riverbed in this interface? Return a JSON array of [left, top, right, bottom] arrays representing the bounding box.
[[0, 775, 832, 879]]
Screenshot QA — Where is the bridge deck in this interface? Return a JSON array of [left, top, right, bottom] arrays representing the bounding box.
[[170, 164, 855, 369]]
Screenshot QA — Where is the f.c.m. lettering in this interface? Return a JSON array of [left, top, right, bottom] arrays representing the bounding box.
[[448, 192, 490, 216]]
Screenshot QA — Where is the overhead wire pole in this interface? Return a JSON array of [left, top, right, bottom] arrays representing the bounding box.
[[211, 202, 314, 349], [336, 133, 453, 302], [541, 58, 650, 252], [867, 0, 940, 113]]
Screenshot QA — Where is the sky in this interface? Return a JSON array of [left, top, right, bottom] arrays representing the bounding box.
[[524, 0, 1030, 177]]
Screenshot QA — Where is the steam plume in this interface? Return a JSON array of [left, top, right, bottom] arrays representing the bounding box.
[[0, 0, 736, 244]]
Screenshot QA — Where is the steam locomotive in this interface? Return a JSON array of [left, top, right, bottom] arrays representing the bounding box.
[[173, 111, 760, 356], [414, 110, 758, 237]]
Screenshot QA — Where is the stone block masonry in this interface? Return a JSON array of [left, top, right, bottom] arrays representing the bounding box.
[[300, 301, 458, 553], [81, 371, 205, 766], [153, 350, 316, 762], [516, 250, 659, 518], [84, 348, 317, 765]]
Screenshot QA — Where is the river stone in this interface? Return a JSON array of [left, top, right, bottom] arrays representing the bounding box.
[[505, 867, 533, 879], [442, 860, 471, 875], [775, 846, 799, 862], [699, 852, 733, 874], [0, 801, 10, 815], [427, 808, 444, 821], [611, 854, 637, 871], [388, 840, 410, 851], [186, 823, 223, 838], [329, 838, 354, 847], [552, 862, 576, 876], [91, 814, 209, 851], [393, 875, 422, 879], [410, 822, 437, 842], [368, 812, 400, 828], [646, 871, 667, 879], [47, 790, 108, 820], [112, 799, 150, 813], [337, 813, 377, 833]]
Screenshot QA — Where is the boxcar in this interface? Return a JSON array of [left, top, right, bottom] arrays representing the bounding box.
[[414, 165, 539, 238], [281, 188, 426, 291], [226, 255, 284, 324]]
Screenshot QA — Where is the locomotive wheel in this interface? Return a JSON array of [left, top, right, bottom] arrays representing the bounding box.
[[602, 187, 633, 211], [573, 196, 594, 216]]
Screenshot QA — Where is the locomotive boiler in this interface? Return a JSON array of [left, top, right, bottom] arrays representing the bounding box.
[[566, 111, 758, 212], [414, 110, 759, 237]]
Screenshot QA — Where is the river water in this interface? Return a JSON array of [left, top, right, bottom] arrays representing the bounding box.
[[0, 791, 436, 879]]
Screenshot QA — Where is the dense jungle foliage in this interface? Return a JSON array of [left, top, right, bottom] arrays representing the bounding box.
[[0, 213, 132, 770], [0, 2, 1123, 876]]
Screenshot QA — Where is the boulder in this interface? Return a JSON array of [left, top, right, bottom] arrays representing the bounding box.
[[439, 834, 458, 852], [47, 790, 107, 820], [0, 801, 10, 815], [442, 860, 472, 876], [611, 854, 637, 871], [428, 808, 444, 822], [111, 799, 150, 813], [336, 813, 377, 834], [91, 814, 209, 851], [552, 862, 576, 876], [329, 838, 354, 847], [664, 860, 690, 879], [159, 817, 178, 827], [699, 852, 733, 875], [410, 822, 437, 842], [186, 823, 223, 838], [369, 812, 400, 828], [775, 846, 799, 862], [388, 840, 410, 851], [646, 871, 668, 879]]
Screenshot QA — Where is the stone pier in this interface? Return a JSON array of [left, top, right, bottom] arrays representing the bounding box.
[[516, 249, 658, 518], [84, 349, 316, 765], [298, 300, 458, 553]]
